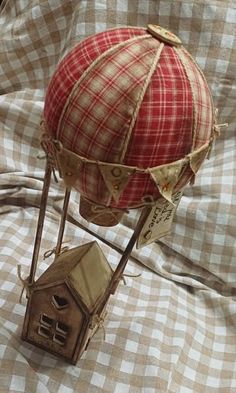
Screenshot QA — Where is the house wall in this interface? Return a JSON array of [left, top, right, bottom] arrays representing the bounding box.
[[26, 283, 84, 360]]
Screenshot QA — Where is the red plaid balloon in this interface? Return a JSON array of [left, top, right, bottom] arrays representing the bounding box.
[[44, 26, 214, 209]]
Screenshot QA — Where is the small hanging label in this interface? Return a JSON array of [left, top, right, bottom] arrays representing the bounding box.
[[137, 191, 182, 248]]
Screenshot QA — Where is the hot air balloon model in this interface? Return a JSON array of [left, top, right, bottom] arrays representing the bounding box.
[[21, 25, 222, 363]]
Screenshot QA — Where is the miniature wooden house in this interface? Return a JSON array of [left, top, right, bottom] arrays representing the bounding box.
[[22, 241, 113, 364]]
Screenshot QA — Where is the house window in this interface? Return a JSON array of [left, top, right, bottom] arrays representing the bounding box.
[[38, 325, 50, 339], [38, 313, 69, 346], [40, 314, 53, 328], [56, 321, 69, 335], [52, 295, 69, 310], [53, 333, 66, 346]]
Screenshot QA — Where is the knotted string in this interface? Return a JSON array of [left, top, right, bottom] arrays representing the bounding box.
[[213, 122, 228, 136], [43, 241, 71, 260], [90, 312, 108, 341], [207, 121, 228, 159], [37, 150, 59, 183], [82, 204, 128, 225], [17, 265, 32, 303], [121, 272, 142, 285], [40, 121, 60, 183]]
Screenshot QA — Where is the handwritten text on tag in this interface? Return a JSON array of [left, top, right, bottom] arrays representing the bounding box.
[[137, 191, 182, 248]]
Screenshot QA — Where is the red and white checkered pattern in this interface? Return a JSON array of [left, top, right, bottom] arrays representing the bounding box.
[[1, 2, 236, 391], [44, 26, 214, 208]]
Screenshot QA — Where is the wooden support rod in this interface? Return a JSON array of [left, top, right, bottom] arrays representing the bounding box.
[[28, 160, 52, 285], [54, 188, 71, 257], [96, 206, 151, 315]]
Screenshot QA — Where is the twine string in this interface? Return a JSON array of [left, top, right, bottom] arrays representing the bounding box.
[[121, 272, 142, 285], [43, 241, 71, 260], [90, 312, 108, 341], [17, 265, 32, 303]]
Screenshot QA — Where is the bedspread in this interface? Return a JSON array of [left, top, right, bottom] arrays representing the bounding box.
[[0, 1, 236, 392]]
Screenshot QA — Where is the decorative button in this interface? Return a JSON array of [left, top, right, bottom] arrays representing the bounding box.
[[147, 24, 182, 47], [111, 167, 122, 178]]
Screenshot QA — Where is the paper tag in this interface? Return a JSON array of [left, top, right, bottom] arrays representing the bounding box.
[[137, 191, 182, 248]]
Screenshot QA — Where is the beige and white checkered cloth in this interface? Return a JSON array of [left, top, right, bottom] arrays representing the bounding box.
[[0, 1, 236, 392]]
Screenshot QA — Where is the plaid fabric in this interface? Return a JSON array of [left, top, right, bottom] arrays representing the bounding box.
[[44, 27, 213, 208], [44, 27, 146, 140], [1, 1, 236, 392], [176, 47, 214, 150]]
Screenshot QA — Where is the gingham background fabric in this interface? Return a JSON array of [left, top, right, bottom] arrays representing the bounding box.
[[0, 1, 236, 392]]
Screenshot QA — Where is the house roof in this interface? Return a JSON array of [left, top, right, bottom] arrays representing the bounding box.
[[35, 241, 113, 310]]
